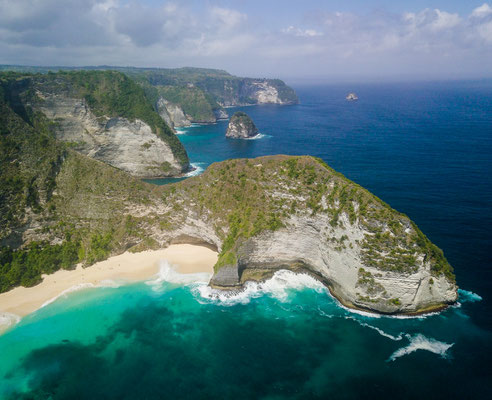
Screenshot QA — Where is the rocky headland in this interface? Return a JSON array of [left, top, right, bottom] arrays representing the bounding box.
[[226, 112, 259, 139], [0, 89, 458, 315]]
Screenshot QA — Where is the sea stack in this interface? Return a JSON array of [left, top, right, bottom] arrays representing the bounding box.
[[346, 93, 358, 101], [226, 112, 259, 139]]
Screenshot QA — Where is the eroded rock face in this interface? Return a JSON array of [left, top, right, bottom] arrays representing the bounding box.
[[33, 92, 184, 178], [156, 97, 191, 128], [245, 81, 283, 104], [214, 108, 229, 120], [216, 79, 299, 106], [225, 112, 259, 139], [210, 213, 457, 314]]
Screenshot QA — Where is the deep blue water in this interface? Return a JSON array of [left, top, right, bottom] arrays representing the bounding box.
[[1, 81, 492, 399]]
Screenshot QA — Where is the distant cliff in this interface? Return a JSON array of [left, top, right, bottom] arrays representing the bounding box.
[[0, 66, 299, 128], [134, 68, 298, 127], [0, 71, 189, 177]]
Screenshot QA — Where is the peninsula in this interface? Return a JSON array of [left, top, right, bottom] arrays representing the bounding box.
[[0, 70, 457, 316]]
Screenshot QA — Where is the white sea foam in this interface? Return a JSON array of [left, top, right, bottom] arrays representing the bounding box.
[[344, 316, 404, 341], [195, 269, 326, 306], [174, 128, 187, 135], [387, 334, 454, 362], [337, 300, 440, 320], [98, 279, 122, 288], [318, 308, 334, 318], [185, 163, 205, 177], [244, 133, 271, 140], [146, 260, 212, 291], [40, 283, 96, 309], [0, 312, 21, 331], [39, 280, 121, 309], [458, 289, 482, 303]]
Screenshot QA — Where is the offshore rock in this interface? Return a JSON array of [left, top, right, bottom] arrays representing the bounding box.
[[225, 112, 259, 139]]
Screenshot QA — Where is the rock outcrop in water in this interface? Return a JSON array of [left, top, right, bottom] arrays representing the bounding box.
[[0, 96, 458, 316], [346, 93, 358, 101], [226, 112, 258, 139]]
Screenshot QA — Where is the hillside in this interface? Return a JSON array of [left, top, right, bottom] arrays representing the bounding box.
[[0, 97, 457, 314]]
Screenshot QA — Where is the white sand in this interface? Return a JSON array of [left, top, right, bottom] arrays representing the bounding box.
[[0, 244, 217, 331]]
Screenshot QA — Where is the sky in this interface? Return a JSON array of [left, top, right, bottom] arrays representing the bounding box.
[[1, 0, 491, 82]]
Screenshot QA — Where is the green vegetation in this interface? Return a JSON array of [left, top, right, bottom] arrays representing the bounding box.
[[157, 85, 217, 122], [0, 241, 79, 292], [356, 268, 385, 296], [389, 298, 401, 306]]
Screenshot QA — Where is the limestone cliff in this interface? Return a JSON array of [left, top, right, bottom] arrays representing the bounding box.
[[32, 93, 184, 177], [2, 71, 189, 178], [226, 112, 258, 139], [156, 97, 191, 128]]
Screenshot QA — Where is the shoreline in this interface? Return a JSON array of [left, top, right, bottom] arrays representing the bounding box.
[[0, 244, 218, 333]]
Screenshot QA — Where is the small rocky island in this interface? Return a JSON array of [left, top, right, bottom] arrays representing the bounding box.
[[226, 112, 259, 139], [346, 93, 358, 101]]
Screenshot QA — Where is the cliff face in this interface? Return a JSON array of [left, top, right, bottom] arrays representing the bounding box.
[[33, 93, 184, 177], [1, 71, 189, 178], [199, 78, 299, 107], [226, 112, 258, 139], [156, 97, 191, 128]]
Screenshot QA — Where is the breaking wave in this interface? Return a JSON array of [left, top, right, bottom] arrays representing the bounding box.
[[245, 133, 272, 140], [458, 289, 482, 303], [387, 334, 454, 362], [344, 316, 404, 341], [0, 312, 21, 332], [146, 260, 212, 291], [185, 163, 205, 177], [40, 280, 121, 309], [194, 269, 326, 306]]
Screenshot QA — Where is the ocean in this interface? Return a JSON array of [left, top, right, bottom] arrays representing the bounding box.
[[1, 81, 492, 399]]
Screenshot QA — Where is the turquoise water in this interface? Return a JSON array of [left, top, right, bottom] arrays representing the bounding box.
[[1, 81, 492, 398]]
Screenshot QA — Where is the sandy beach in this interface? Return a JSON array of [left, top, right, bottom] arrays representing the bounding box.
[[0, 244, 217, 330]]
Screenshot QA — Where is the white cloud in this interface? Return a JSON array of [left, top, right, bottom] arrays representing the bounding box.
[[0, 1, 491, 79], [431, 10, 461, 31], [472, 3, 492, 18], [210, 7, 247, 31], [282, 26, 323, 37]]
